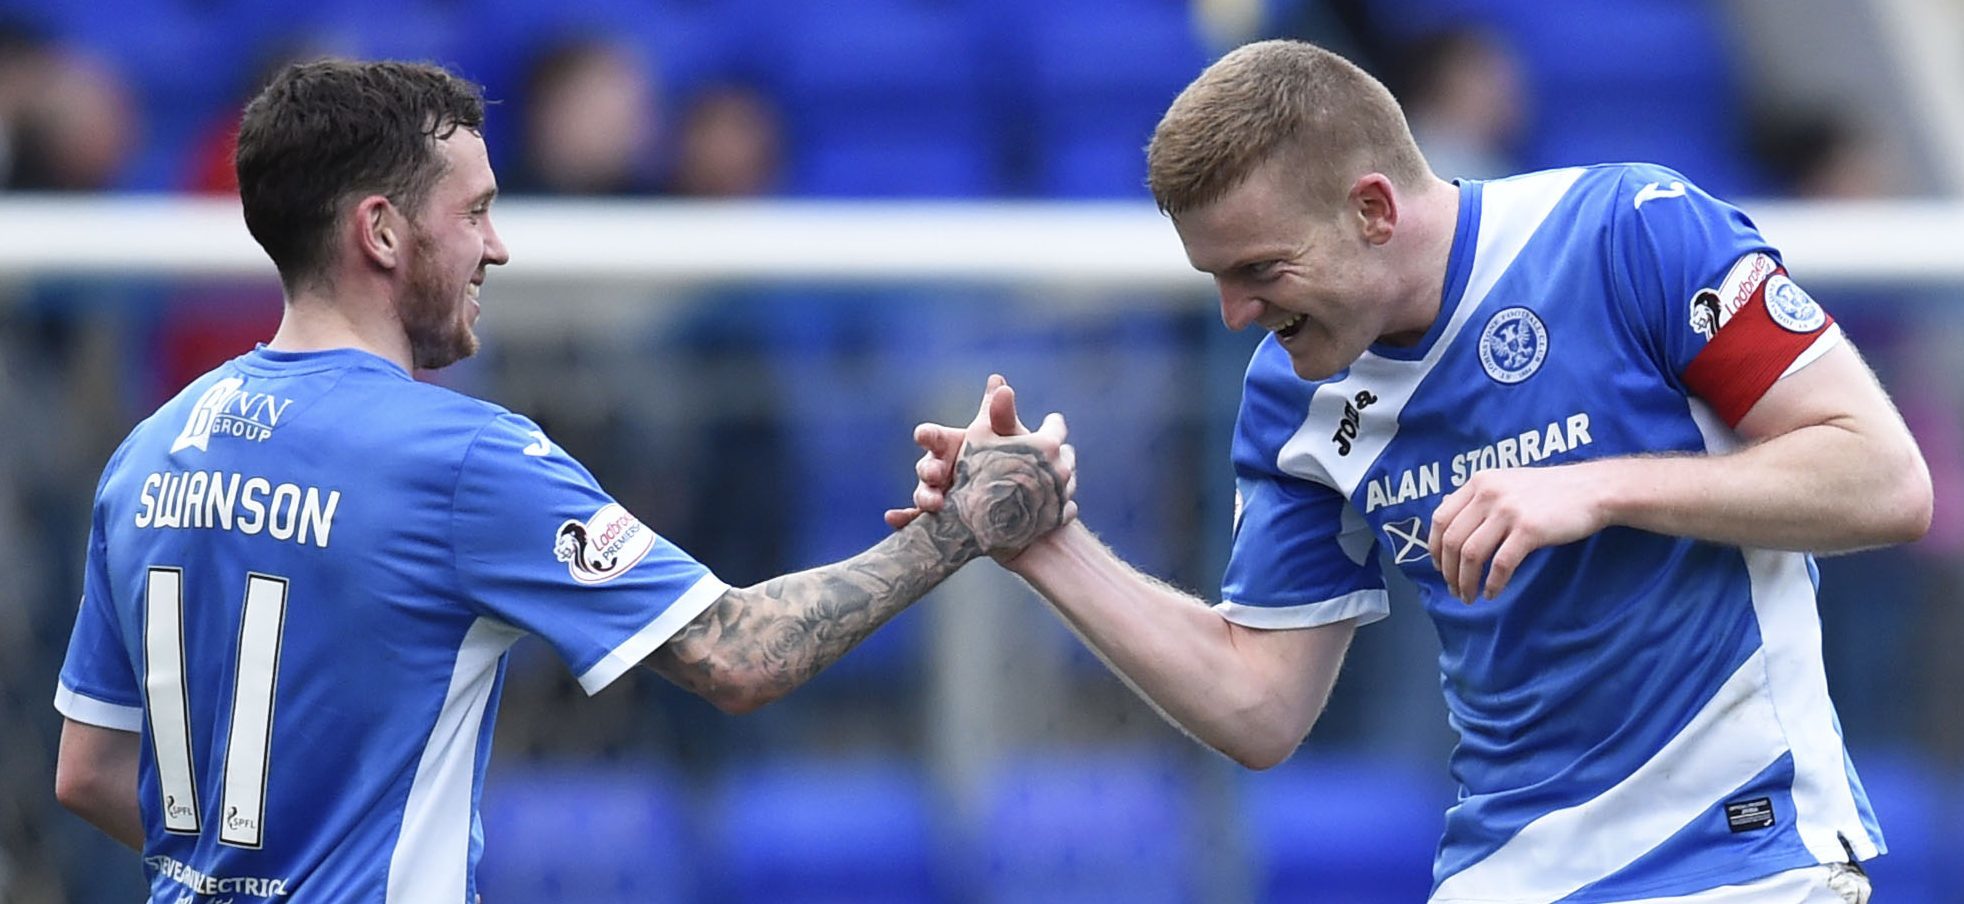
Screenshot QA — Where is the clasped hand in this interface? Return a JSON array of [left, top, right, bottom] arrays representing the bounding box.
[[884, 375, 1078, 560]]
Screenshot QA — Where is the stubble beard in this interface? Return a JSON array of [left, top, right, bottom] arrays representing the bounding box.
[[400, 224, 478, 370]]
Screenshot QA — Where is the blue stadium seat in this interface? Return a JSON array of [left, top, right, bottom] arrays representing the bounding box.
[[314, 0, 467, 66], [975, 749, 1196, 904], [752, 0, 995, 196], [1505, 0, 1755, 194], [1239, 751, 1446, 903], [1006, 0, 1207, 197], [476, 763, 702, 903], [709, 757, 947, 904], [1369, 0, 1760, 196]]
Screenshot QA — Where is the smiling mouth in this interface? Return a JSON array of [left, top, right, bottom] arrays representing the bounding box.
[[1273, 313, 1306, 340]]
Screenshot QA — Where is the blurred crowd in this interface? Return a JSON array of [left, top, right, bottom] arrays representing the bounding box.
[[2, 0, 1962, 900], [0, 0, 1923, 200]]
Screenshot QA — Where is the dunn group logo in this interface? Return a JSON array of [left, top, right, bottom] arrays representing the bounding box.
[[171, 377, 294, 454]]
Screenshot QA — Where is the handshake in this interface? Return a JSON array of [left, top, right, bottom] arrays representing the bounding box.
[[883, 374, 1079, 564]]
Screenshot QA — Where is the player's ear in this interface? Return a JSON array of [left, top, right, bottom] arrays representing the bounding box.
[[1350, 173, 1398, 245], [354, 195, 403, 271]]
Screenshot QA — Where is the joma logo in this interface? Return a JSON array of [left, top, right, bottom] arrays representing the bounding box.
[[1331, 390, 1378, 455]]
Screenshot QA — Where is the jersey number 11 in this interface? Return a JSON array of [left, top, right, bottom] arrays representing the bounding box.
[[143, 566, 288, 849]]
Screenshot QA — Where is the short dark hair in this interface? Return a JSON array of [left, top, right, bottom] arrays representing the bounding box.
[[235, 59, 485, 291]]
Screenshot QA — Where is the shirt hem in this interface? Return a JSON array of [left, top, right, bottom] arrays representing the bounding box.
[[576, 574, 729, 694], [1213, 589, 1389, 630], [54, 683, 145, 732]]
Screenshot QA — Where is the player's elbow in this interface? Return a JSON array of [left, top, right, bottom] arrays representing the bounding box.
[[705, 687, 773, 716], [647, 651, 790, 715], [1210, 688, 1319, 771], [1225, 738, 1299, 772], [1883, 486, 1934, 546], [53, 765, 86, 816], [1861, 441, 1933, 546], [54, 761, 112, 821], [1218, 718, 1315, 771], [1883, 463, 1934, 544], [699, 669, 792, 716], [1869, 424, 1932, 538]]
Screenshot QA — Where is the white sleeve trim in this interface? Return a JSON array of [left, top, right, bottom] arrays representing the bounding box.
[[1213, 588, 1390, 630], [54, 683, 144, 732], [576, 574, 730, 695], [1779, 323, 1843, 379]]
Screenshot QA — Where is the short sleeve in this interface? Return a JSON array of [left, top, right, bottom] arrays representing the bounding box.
[[56, 496, 145, 731], [1216, 342, 1388, 630], [1217, 472, 1388, 630], [1612, 166, 1840, 426], [452, 414, 727, 694]]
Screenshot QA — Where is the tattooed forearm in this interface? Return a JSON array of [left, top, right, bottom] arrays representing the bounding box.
[[648, 431, 1072, 713], [944, 440, 1069, 557], [646, 514, 978, 712]]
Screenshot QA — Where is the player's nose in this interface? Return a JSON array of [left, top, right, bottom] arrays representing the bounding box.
[[483, 217, 511, 266], [1219, 285, 1263, 332]]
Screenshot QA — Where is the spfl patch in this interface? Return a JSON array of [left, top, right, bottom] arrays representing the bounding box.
[[554, 503, 657, 585]]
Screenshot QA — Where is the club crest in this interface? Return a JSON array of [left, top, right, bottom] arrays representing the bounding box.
[[1478, 307, 1548, 384], [1763, 274, 1825, 333]]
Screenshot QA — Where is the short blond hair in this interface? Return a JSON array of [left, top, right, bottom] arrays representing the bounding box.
[[1147, 40, 1430, 215]]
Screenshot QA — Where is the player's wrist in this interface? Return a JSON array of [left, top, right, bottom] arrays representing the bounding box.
[[1000, 519, 1087, 576], [913, 508, 987, 567], [1575, 458, 1639, 533]]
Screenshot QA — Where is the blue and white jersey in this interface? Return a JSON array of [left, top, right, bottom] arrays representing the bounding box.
[[57, 347, 726, 902], [1222, 165, 1876, 902]]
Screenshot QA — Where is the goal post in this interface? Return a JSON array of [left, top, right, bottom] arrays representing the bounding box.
[[3, 197, 1962, 287]]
